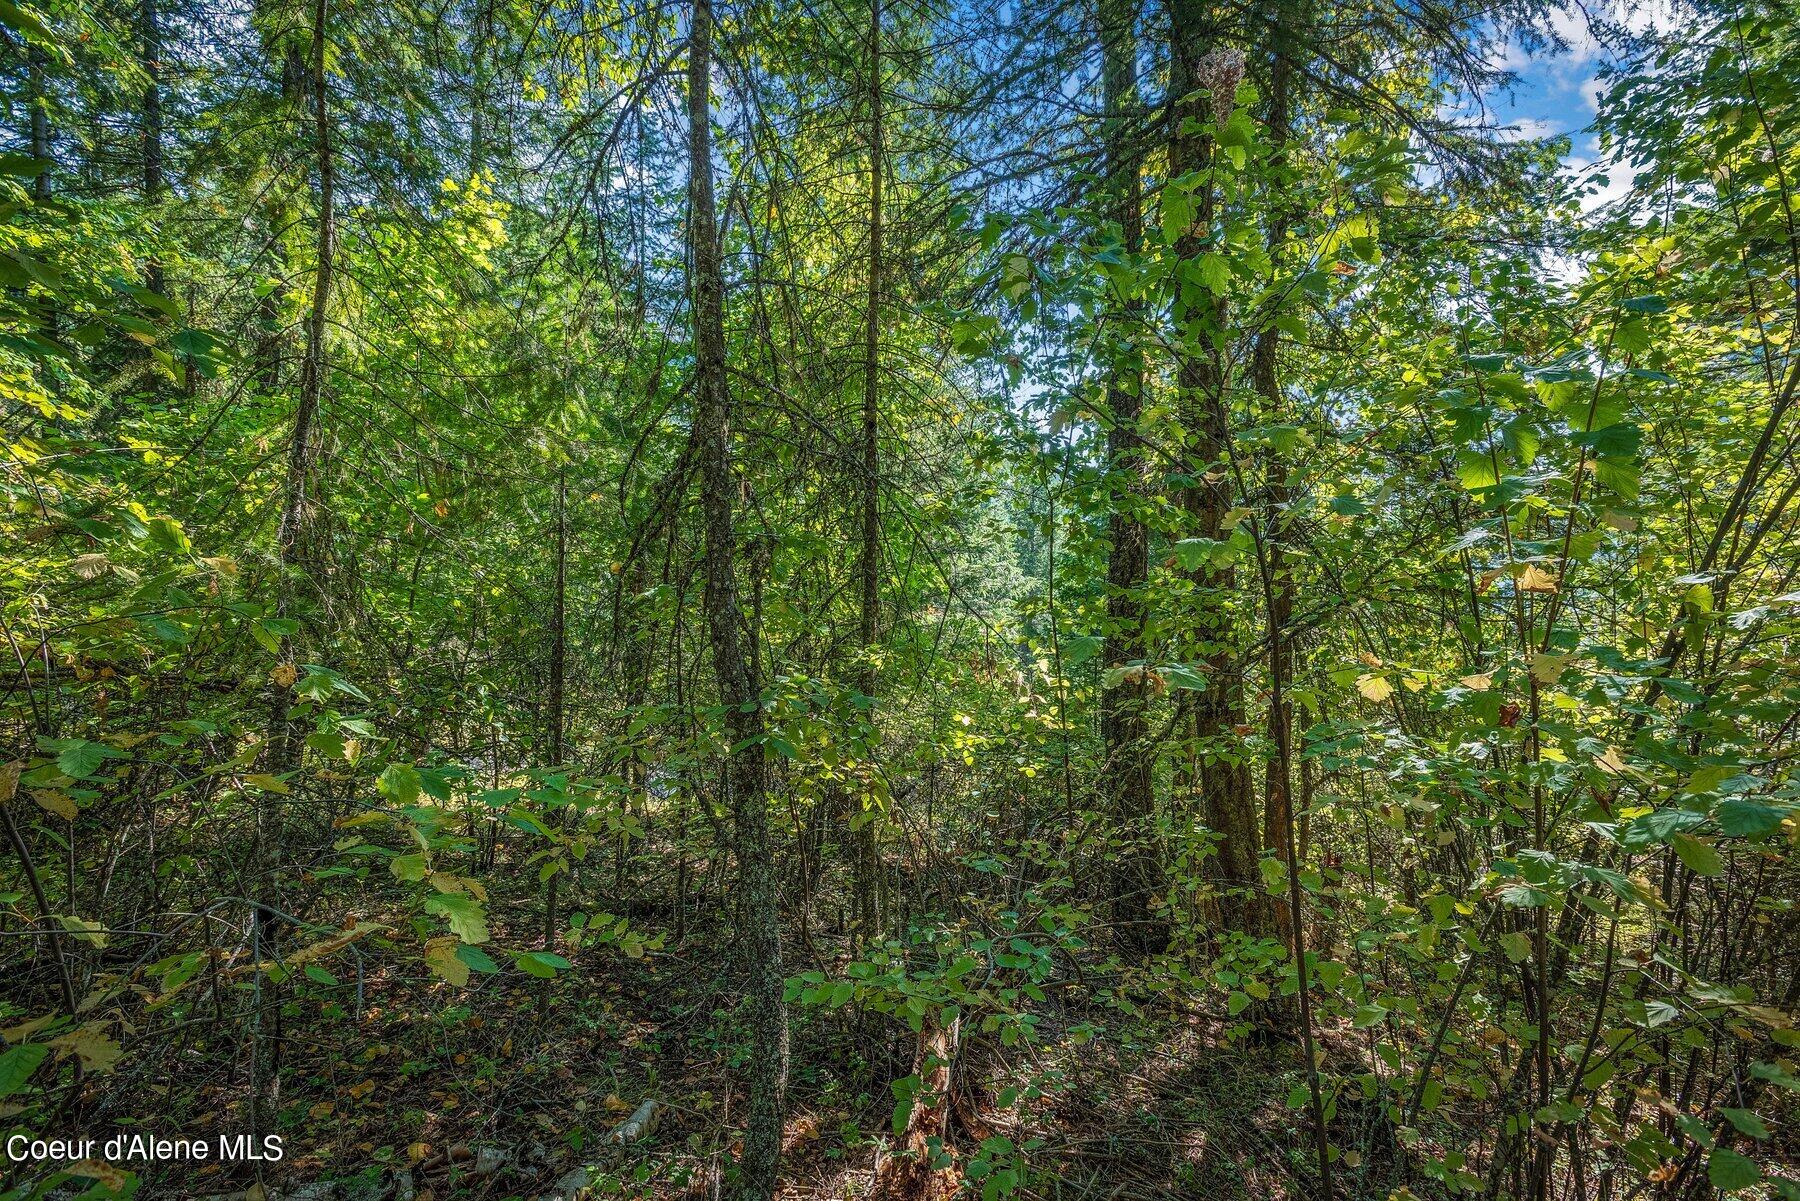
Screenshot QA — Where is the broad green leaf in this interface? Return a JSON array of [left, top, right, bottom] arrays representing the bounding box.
[[1707, 1148, 1760, 1192], [0, 1044, 49, 1099], [425, 894, 489, 944], [1671, 833, 1723, 877]]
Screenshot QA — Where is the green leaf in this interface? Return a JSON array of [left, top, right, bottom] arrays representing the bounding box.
[[1160, 182, 1195, 245], [455, 945, 500, 974], [0, 1, 55, 46], [1160, 664, 1208, 692], [1064, 634, 1101, 666], [1456, 449, 1499, 493], [1671, 833, 1723, 877], [1720, 1109, 1769, 1139], [515, 951, 571, 979], [49, 739, 119, 780], [1715, 799, 1785, 838], [1593, 457, 1641, 500], [1707, 1148, 1760, 1192], [1172, 538, 1215, 571], [378, 763, 421, 805], [0, 1043, 49, 1099], [1195, 253, 1230, 294], [0, 153, 51, 178], [390, 853, 428, 882], [1499, 931, 1533, 963], [145, 515, 192, 555], [425, 894, 489, 944], [1623, 807, 1704, 848]]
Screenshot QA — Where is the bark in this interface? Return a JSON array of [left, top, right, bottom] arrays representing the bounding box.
[[267, 0, 336, 784], [252, 0, 334, 1147], [141, 0, 165, 297], [686, 2, 788, 1193], [853, 0, 883, 942], [1236, 7, 1330, 1193], [28, 46, 50, 206], [544, 467, 567, 954], [26, 45, 55, 336], [1167, 0, 1259, 933], [1254, 0, 1295, 947], [1098, 0, 1164, 951]]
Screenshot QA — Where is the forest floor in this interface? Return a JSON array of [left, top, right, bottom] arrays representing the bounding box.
[[116, 908, 1370, 1201]]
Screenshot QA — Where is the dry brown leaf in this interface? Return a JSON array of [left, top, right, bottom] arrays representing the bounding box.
[[51, 1024, 123, 1072], [31, 789, 76, 820], [1517, 564, 1559, 592]]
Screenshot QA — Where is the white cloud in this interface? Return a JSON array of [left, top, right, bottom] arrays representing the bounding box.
[[1493, 0, 1685, 76], [1502, 116, 1559, 142], [1568, 153, 1642, 213]]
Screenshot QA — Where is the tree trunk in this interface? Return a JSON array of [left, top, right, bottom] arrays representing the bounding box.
[[1098, 0, 1163, 952], [1254, 0, 1296, 948], [544, 466, 567, 958], [686, 2, 789, 1193], [253, 0, 334, 1147], [141, 0, 164, 297], [267, 0, 336, 784], [28, 46, 50, 206], [1167, 1, 1259, 934], [852, 0, 884, 943]]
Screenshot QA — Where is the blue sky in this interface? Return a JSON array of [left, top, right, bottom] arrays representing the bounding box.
[[1478, 0, 1682, 210]]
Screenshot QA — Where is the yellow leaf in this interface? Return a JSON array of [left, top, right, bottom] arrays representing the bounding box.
[[51, 1024, 123, 1072], [243, 773, 290, 795], [1460, 673, 1493, 691], [58, 916, 108, 947], [309, 1102, 335, 1119], [68, 1159, 128, 1188], [32, 789, 76, 820], [1356, 674, 1395, 702], [1530, 652, 1569, 685], [264, 921, 386, 973], [424, 937, 470, 987], [0, 760, 18, 803], [1517, 564, 1559, 592], [347, 1079, 376, 1100], [2, 1015, 55, 1042], [1593, 746, 1627, 775]]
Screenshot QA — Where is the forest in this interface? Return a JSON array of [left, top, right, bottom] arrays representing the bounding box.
[[1, 0, 1797, 1196]]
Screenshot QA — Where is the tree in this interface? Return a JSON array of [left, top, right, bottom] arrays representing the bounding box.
[[685, 0, 788, 1191]]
